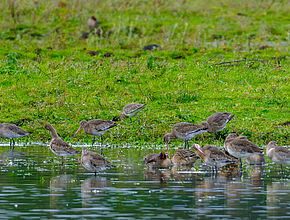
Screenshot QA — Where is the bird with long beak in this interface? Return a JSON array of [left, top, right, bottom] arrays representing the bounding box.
[[72, 119, 117, 154], [192, 144, 236, 173], [45, 123, 79, 165], [163, 122, 208, 155]]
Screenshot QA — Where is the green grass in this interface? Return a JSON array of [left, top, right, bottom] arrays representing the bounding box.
[[0, 0, 289, 146]]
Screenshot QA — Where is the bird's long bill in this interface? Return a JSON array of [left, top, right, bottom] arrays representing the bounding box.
[[166, 142, 169, 156], [71, 126, 82, 139], [193, 144, 205, 156]]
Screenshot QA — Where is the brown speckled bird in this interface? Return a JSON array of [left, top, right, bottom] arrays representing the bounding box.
[[72, 119, 117, 154], [0, 123, 31, 149], [44, 123, 79, 165], [143, 152, 172, 168], [120, 103, 146, 125], [163, 122, 208, 153], [171, 148, 199, 166], [224, 133, 263, 168], [266, 141, 290, 173], [203, 112, 234, 140], [192, 144, 236, 172], [81, 147, 114, 176]]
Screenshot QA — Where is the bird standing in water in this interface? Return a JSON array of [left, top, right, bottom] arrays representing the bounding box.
[[266, 141, 290, 174], [44, 123, 79, 165], [163, 122, 208, 154], [81, 147, 114, 176], [192, 144, 236, 173], [72, 119, 117, 154], [0, 123, 31, 149], [224, 133, 263, 169], [143, 152, 172, 168], [171, 148, 199, 166]]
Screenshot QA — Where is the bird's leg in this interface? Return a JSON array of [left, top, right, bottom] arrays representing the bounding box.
[[91, 136, 96, 149], [224, 128, 229, 136], [281, 165, 284, 177], [9, 139, 12, 149], [94, 172, 97, 176], [138, 117, 140, 126], [240, 158, 243, 170], [99, 136, 103, 155], [62, 156, 64, 166], [184, 140, 187, 149], [130, 117, 132, 124]]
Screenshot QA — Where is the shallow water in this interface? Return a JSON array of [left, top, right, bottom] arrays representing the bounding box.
[[0, 144, 289, 219]]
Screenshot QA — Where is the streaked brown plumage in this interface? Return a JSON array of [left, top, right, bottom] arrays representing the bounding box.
[[266, 141, 290, 173], [143, 152, 172, 168], [171, 149, 199, 166], [81, 147, 114, 176], [202, 112, 234, 140], [224, 133, 263, 168], [164, 122, 208, 153], [0, 123, 31, 149], [120, 103, 146, 124], [44, 123, 79, 164], [72, 119, 117, 153], [205, 112, 234, 133], [192, 144, 236, 172]]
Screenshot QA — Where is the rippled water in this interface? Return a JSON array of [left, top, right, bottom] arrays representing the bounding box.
[[0, 144, 289, 219]]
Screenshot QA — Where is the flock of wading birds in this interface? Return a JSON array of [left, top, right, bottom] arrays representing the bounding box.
[[0, 103, 289, 176]]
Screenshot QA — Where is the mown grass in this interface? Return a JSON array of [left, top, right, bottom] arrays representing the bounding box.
[[0, 0, 289, 146]]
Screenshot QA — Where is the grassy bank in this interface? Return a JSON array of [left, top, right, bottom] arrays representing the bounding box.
[[0, 0, 289, 146]]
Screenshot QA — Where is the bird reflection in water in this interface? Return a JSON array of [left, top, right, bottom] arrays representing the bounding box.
[[0, 150, 25, 166], [50, 174, 79, 210], [144, 167, 171, 184], [81, 176, 111, 207], [267, 182, 290, 218], [249, 165, 264, 186]]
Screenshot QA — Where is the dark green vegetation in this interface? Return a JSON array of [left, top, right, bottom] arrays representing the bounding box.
[[0, 0, 289, 146]]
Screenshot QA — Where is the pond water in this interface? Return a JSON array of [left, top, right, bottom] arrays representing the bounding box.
[[0, 144, 289, 219]]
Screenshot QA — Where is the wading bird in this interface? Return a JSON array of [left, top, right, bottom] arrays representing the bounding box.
[[72, 119, 117, 154], [192, 144, 236, 173], [224, 133, 263, 168], [143, 152, 172, 168], [171, 148, 199, 166], [0, 123, 31, 149], [163, 122, 208, 154], [44, 123, 79, 165], [120, 103, 146, 125], [266, 141, 290, 174], [202, 112, 234, 140], [81, 147, 114, 176]]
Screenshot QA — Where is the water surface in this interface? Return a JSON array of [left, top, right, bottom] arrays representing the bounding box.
[[0, 144, 289, 219]]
